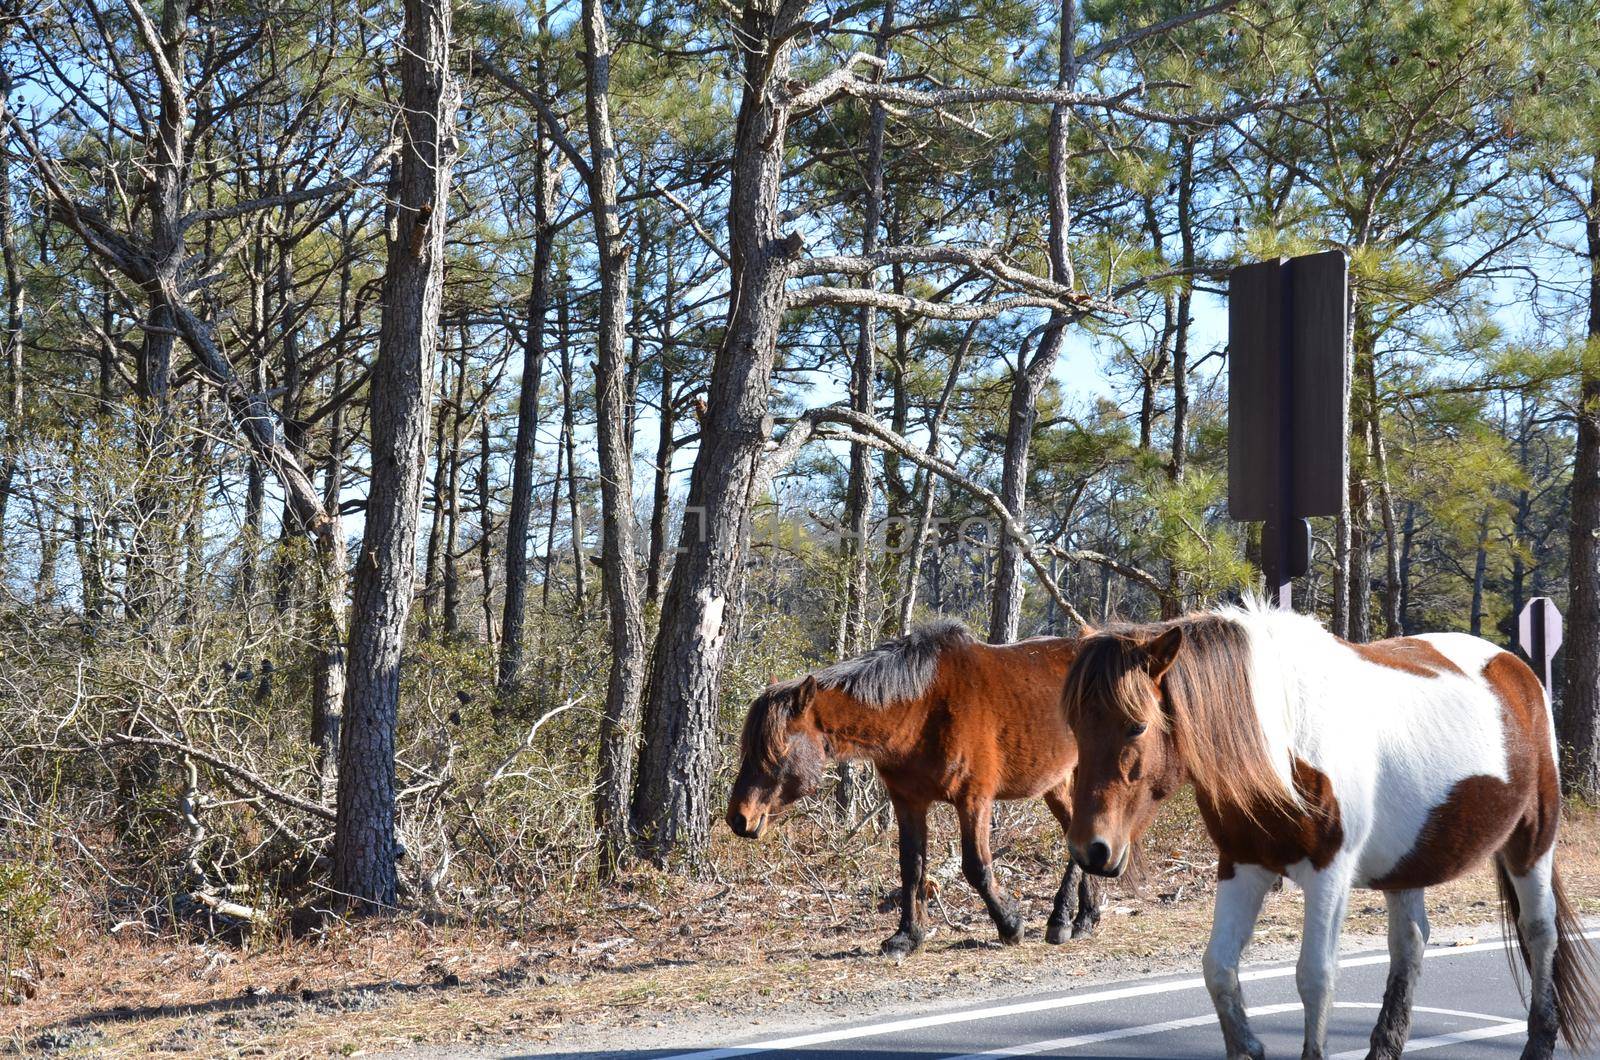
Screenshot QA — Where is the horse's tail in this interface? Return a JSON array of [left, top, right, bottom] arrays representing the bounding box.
[[1495, 857, 1600, 1052]]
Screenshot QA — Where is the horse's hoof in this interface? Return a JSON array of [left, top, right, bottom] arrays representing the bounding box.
[[1045, 921, 1067, 945], [1070, 916, 1098, 940], [998, 918, 1024, 946], [880, 931, 923, 957], [1228, 1037, 1266, 1060]]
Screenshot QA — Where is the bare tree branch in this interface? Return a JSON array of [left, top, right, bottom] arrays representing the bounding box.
[[762, 406, 1090, 629], [788, 284, 1120, 320], [472, 52, 593, 184], [180, 141, 401, 234]]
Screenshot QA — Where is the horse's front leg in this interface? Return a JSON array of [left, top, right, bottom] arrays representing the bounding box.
[[881, 795, 930, 957], [1046, 859, 1081, 944], [956, 797, 1023, 945], [1294, 860, 1356, 1060], [1042, 785, 1095, 942], [1073, 872, 1103, 939], [1204, 863, 1276, 1060], [1365, 889, 1428, 1060]]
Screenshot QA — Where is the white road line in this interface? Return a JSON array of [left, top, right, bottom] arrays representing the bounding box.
[[940, 1003, 1305, 1060], [659, 929, 1600, 1060], [1330, 1021, 1528, 1058], [946, 1002, 1522, 1059]]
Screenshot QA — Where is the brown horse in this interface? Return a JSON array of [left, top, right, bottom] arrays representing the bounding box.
[[725, 621, 1099, 956]]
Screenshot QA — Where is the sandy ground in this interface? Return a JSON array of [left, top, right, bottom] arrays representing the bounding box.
[[5, 800, 1597, 1058]]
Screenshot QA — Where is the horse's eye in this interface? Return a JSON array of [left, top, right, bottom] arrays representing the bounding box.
[[1127, 722, 1148, 740]]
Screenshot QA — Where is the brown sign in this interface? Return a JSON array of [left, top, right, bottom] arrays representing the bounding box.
[[1228, 251, 1349, 607], [1228, 250, 1350, 523]]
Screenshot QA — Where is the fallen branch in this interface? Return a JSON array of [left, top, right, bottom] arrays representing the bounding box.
[[102, 732, 336, 822]]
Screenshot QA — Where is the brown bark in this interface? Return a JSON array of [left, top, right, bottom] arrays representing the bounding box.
[[989, 0, 1076, 643], [332, 0, 457, 908], [1563, 159, 1600, 797], [897, 323, 973, 632], [478, 402, 497, 648], [1470, 510, 1490, 638], [646, 246, 677, 606], [631, 0, 810, 869], [581, 0, 648, 872], [442, 332, 469, 638], [497, 148, 553, 692], [0, 50, 22, 555], [557, 289, 587, 610]]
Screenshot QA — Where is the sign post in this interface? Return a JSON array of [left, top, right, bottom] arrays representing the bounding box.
[[1516, 597, 1563, 690], [1228, 251, 1350, 610]]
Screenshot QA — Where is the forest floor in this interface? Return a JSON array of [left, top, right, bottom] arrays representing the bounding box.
[[6, 799, 1599, 1059]]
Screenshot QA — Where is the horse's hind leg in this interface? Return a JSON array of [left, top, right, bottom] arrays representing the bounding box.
[[1502, 851, 1560, 1060], [956, 796, 1023, 945], [881, 795, 931, 957], [1294, 859, 1356, 1060], [1364, 888, 1428, 1060], [1043, 784, 1100, 941]]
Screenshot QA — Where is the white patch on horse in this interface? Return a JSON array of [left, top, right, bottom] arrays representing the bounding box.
[[1411, 631, 1501, 676], [1215, 600, 1512, 888], [1214, 600, 1318, 799]]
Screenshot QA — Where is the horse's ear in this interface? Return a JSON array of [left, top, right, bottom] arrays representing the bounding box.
[[1143, 627, 1183, 682], [797, 675, 818, 707]]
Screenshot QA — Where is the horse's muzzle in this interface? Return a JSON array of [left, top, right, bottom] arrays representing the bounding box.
[[1072, 838, 1127, 878], [727, 810, 768, 839]]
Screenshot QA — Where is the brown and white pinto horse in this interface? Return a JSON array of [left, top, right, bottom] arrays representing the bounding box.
[[1062, 601, 1600, 1060], [725, 621, 1100, 956]]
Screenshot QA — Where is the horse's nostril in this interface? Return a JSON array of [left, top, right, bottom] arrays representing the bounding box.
[[729, 812, 748, 834], [1086, 839, 1112, 872]]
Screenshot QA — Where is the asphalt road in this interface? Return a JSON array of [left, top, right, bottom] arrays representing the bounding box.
[[515, 929, 1600, 1060]]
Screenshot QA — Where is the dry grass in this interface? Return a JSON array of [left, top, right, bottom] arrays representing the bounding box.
[[6, 799, 1599, 1058]]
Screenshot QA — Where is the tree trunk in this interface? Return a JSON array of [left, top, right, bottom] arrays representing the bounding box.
[[422, 355, 450, 633], [477, 404, 497, 647], [581, 0, 648, 873], [1367, 355, 1402, 638], [646, 247, 677, 605], [841, 0, 893, 656], [1169, 134, 1193, 483], [557, 290, 587, 610], [631, 0, 808, 869], [1562, 158, 1600, 797], [332, 0, 456, 908], [1345, 325, 1375, 642], [1470, 510, 1490, 638], [898, 322, 973, 633], [1398, 501, 1415, 636], [441, 331, 468, 638], [989, 0, 1076, 643], [0, 54, 23, 557], [314, 349, 348, 797], [497, 174, 553, 692]]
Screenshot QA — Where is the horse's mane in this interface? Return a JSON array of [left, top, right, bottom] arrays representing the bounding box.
[[740, 681, 803, 772], [1066, 614, 1296, 819], [739, 621, 972, 765], [813, 619, 972, 708]]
